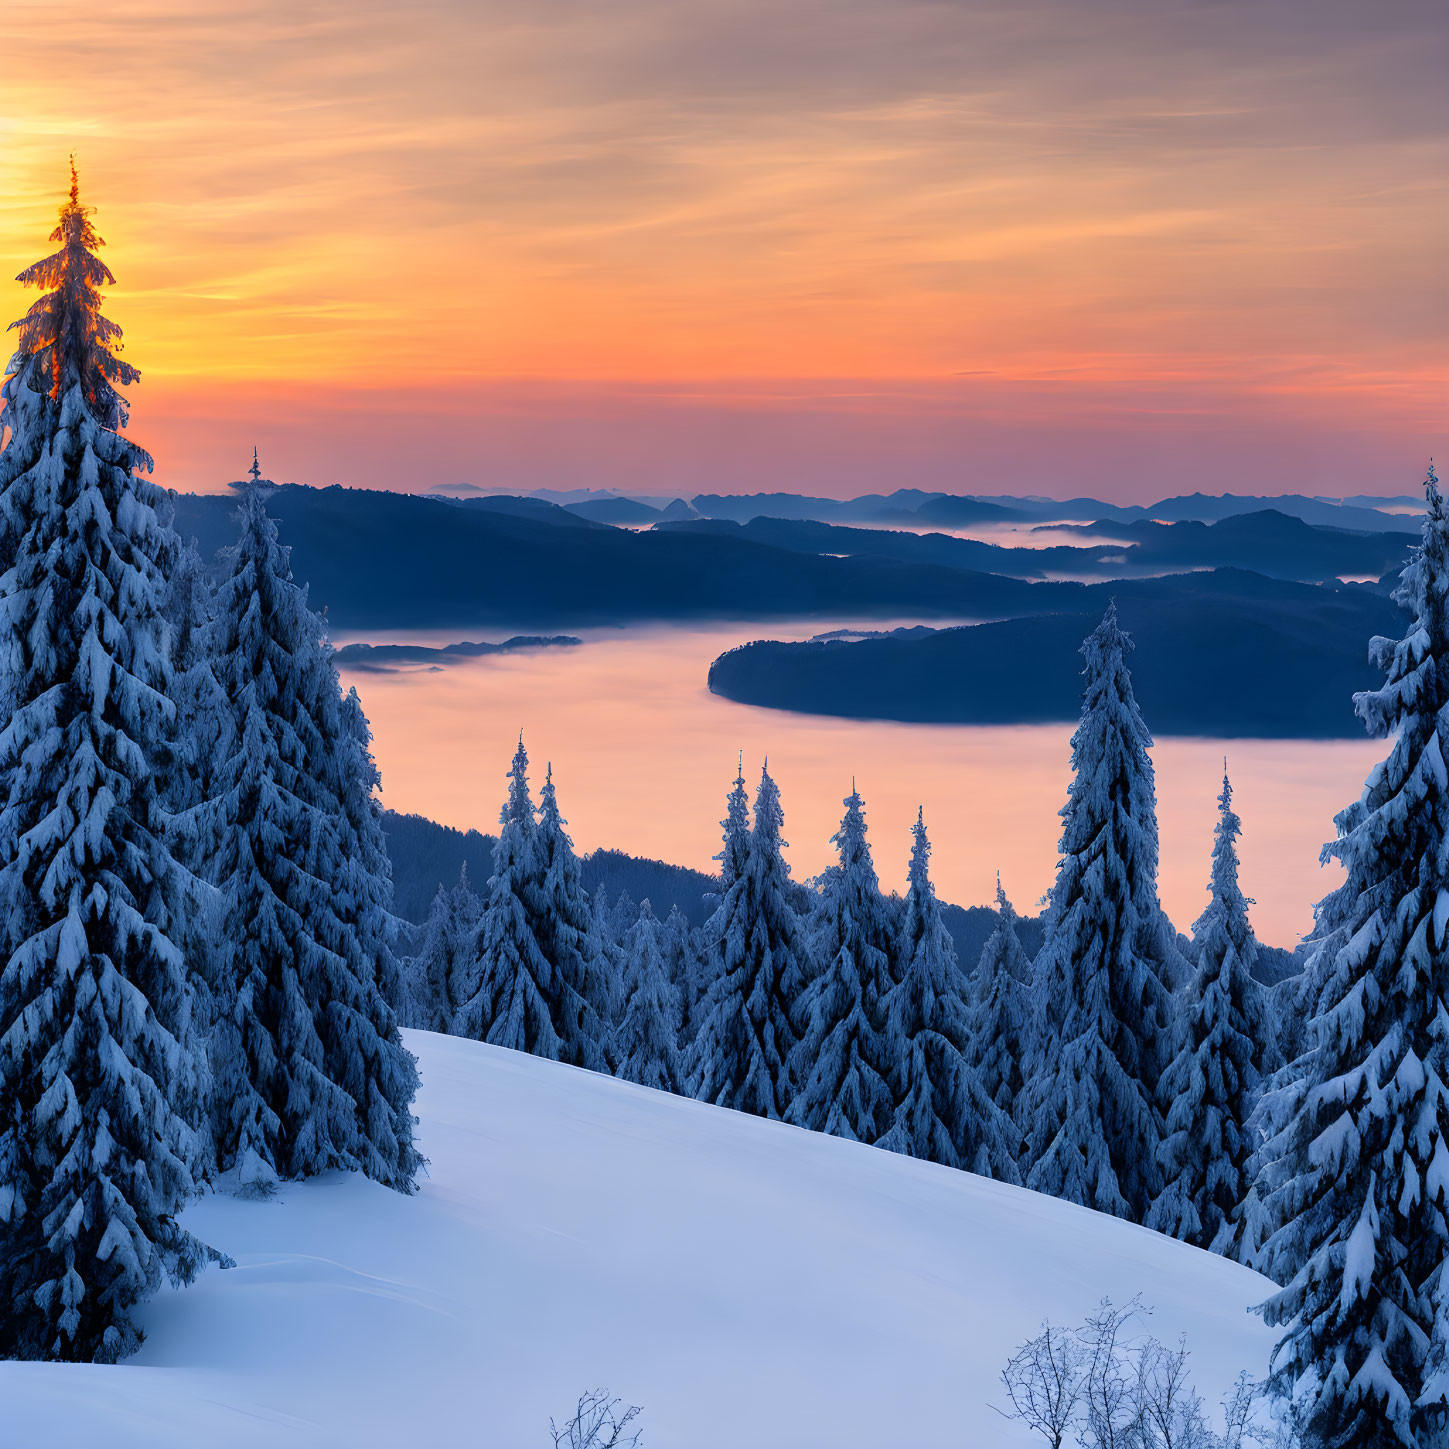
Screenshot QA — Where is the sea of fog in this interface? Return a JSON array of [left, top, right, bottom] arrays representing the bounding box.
[[337, 619, 1383, 949]]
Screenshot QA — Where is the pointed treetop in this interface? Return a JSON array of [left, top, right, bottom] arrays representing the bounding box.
[[753, 761, 785, 851], [907, 807, 933, 895], [540, 759, 559, 809], [1211, 766, 1244, 882], [1426, 458, 1441, 518], [501, 735, 533, 829], [831, 782, 874, 878], [250, 445, 261, 483], [10, 163, 138, 432], [1193, 762, 1252, 941], [537, 758, 570, 837], [1084, 597, 1132, 659], [717, 753, 753, 887], [994, 870, 1022, 924]]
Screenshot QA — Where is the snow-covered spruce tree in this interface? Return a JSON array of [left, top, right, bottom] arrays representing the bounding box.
[[0, 173, 213, 1361], [609, 888, 640, 942], [1270, 967, 1312, 1081], [408, 884, 453, 1032], [1254, 466, 1449, 1449], [717, 753, 752, 892], [612, 901, 684, 1093], [155, 532, 231, 1037], [532, 764, 607, 1070], [590, 884, 630, 1059], [690, 764, 808, 1119], [787, 787, 897, 1143], [691, 756, 752, 1036], [455, 739, 554, 1049], [1020, 603, 1181, 1222], [968, 874, 1031, 1124], [662, 905, 702, 1043], [307, 680, 417, 1166], [330, 685, 405, 1012], [161, 537, 225, 816], [409, 864, 482, 1033], [590, 882, 620, 945], [877, 812, 1021, 1178], [1147, 768, 1269, 1256], [205, 484, 418, 1196]]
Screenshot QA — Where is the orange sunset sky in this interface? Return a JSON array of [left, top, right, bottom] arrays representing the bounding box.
[[1, 0, 1444, 500]]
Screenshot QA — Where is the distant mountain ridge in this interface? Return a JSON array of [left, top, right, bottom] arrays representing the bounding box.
[[171, 484, 1056, 629], [373, 480, 1425, 532], [652, 486, 1420, 532], [171, 483, 1411, 633], [660, 508, 1412, 585]]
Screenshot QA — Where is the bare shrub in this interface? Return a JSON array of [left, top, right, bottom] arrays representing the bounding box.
[[1000, 1318, 1088, 1448], [549, 1388, 643, 1449], [996, 1299, 1294, 1449]]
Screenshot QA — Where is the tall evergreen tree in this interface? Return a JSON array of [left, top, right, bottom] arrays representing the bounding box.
[[532, 764, 607, 1070], [1255, 466, 1449, 1449], [691, 756, 752, 1033], [968, 874, 1031, 1123], [1148, 768, 1269, 1255], [787, 787, 896, 1143], [205, 486, 418, 1196], [456, 739, 557, 1053], [608, 888, 640, 941], [331, 685, 405, 1011], [589, 884, 628, 1059], [878, 813, 1020, 1178], [690, 765, 807, 1119], [161, 537, 226, 819], [409, 864, 482, 1033], [662, 905, 699, 1041], [612, 901, 684, 1093], [0, 172, 213, 1361], [1020, 603, 1179, 1221], [717, 753, 751, 892], [158, 533, 228, 1035]]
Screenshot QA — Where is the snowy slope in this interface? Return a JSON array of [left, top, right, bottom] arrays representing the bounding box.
[[2, 1031, 1277, 1448]]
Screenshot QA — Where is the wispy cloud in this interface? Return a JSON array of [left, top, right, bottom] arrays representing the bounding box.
[[1, 0, 1444, 495]]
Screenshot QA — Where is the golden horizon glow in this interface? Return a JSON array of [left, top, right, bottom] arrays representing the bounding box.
[[2, 0, 1444, 497]]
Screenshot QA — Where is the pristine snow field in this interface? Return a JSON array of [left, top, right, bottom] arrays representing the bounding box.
[[3, 1031, 1278, 1448]]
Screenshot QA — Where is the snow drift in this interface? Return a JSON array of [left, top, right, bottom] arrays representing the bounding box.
[[2, 1031, 1277, 1447]]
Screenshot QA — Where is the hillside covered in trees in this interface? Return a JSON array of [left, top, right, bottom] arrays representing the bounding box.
[[706, 575, 1400, 737]]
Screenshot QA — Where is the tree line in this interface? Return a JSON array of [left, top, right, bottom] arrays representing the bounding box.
[[403, 493, 1449, 1448], [402, 610, 1268, 1229]]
